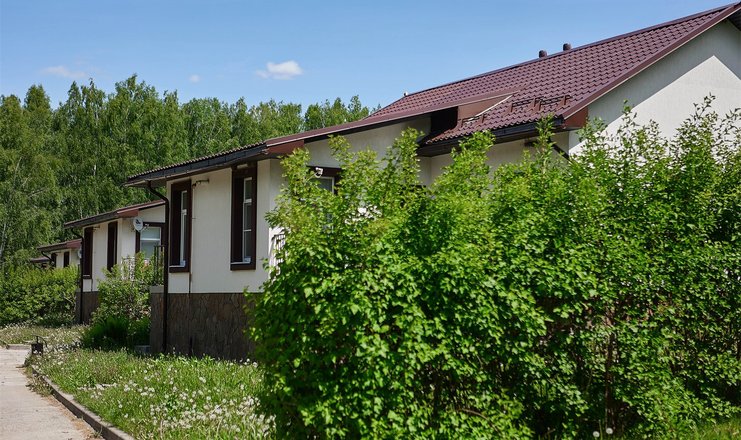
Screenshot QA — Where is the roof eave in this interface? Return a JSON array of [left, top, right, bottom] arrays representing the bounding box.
[[125, 144, 268, 188], [64, 201, 165, 229]]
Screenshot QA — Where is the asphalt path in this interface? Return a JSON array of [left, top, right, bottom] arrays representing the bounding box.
[[0, 347, 94, 440]]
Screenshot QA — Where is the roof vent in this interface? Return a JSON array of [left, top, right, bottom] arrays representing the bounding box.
[[538, 50, 548, 58], [563, 43, 572, 51]]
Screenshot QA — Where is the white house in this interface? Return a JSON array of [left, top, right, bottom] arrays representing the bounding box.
[[126, 4, 741, 359], [36, 239, 82, 269], [64, 200, 165, 323]]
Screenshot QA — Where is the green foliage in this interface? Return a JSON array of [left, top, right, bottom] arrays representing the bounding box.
[[93, 252, 154, 324], [0, 265, 78, 325], [82, 316, 131, 349], [84, 253, 154, 350], [0, 90, 60, 268], [1, 77, 372, 270], [304, 96, 373, 130], [254, 99, 740, 438]]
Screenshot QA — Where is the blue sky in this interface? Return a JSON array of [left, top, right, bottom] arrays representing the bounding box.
[[0, 0, 731, 110]]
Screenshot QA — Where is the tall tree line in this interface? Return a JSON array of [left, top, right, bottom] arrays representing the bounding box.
[[0, 75, 375, 270]]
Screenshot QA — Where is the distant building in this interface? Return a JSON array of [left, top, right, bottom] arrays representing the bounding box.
[[64, 200, 165, 323], [36, 239, 82, 269]]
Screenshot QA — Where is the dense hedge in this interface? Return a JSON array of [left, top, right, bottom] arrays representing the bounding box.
[[253, 99, 740, 438], [0, 265, 78, 325]]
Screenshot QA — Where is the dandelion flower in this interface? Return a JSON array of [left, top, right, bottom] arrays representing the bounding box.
[[593, 432, 600, 438], [606, 428, 614, 435]]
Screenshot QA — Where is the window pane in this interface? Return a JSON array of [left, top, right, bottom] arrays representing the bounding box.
[[243, 202, 252, 231], [141, 241, 156, 259], [315, 176, 334, 192], [244, 177, 252, 202], [180, 210, 187, 265], [242, 231, 252, 263], [141, 226, 160, 241]]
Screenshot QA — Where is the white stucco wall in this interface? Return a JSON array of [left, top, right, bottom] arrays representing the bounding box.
[[167, 120, 431, 294], [168, 161, 281, 294], [428, 131, 571, 183], [80, 204, 165, 292], [570, 20, 741, 152]]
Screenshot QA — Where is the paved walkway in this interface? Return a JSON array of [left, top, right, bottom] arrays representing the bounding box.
[[0, 347, 94, 440]]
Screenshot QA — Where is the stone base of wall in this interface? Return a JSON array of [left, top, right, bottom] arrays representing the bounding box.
[[75, 290, 100, 324], [149, 291, 257, 360]]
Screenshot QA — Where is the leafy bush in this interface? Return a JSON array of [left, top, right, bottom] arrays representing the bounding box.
[[254, 99, 740, 438], [84, 253, 153, 350], [93, 252, 153, 324], [81, 316, 150, 350], [82, 316, 130, 349], [0, 265, 78, 325]]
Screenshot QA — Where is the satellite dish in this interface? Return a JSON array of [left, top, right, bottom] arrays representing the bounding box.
[[132, 217, 144, 232]]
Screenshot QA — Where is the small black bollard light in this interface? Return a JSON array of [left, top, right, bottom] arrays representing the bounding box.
[[31, 335, 44, 355]]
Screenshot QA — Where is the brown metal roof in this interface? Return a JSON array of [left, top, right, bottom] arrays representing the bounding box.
[[64, 200, 165, 229], [126, 3, 740, 187], [377, 2, 740, 144], [37, 239, 82, 253]]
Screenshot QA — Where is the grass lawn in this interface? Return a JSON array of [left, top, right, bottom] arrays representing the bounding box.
[[0, 323, 273, 439], [0, 323, 85, 348], [5, 323, 738, 439], [29, 349, 273, 439]]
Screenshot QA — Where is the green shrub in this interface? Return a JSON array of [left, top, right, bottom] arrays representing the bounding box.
[[127, 317, 150, 347], [81, 316, 149, 350], [254, 99, 740, 438], [93, 252, 153, 324], [0, 265, 78, 325], [82, 316, 130, 349]]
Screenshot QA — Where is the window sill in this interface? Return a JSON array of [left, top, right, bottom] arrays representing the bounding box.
[[230, 262, 256, 271], [82, 275, 92, 279], [169, 265, 190, 273]]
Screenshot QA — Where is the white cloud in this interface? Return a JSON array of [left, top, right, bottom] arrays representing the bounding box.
[[189, 74, 201, 83], [41, 65, 88, 79], [256, 60, 303, 80]]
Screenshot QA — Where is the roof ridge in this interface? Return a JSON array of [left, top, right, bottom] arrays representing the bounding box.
[[382, 2, 736, 106]]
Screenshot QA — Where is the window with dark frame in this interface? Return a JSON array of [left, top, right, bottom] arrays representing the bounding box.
[[50, 253, 57, 268], [231, 166, 257, 270], [136, 223, 163, 259], [169, 180, 192, 272], [82, 227, 93, 278], [311, 166, 341, 192], [107, 221, 118, 270], [63, 251, 70, 268]]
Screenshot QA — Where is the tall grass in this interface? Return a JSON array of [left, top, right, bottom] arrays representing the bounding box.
[[31, 350, 273, 439]]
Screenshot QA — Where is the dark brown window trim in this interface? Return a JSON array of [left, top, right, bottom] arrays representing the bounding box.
[[107, 221, 118, 270], [230, 166, 257, 271], [82, 227, 93, 279], [169, 180, 192, 273]]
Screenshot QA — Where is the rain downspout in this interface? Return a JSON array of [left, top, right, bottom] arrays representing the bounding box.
[[147, 182, 170, 354]]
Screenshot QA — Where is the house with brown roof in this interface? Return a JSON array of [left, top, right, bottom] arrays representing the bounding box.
[[64, 200, 165, 323], [126, 3, 741, 359], [36, 239, 82, 269]]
